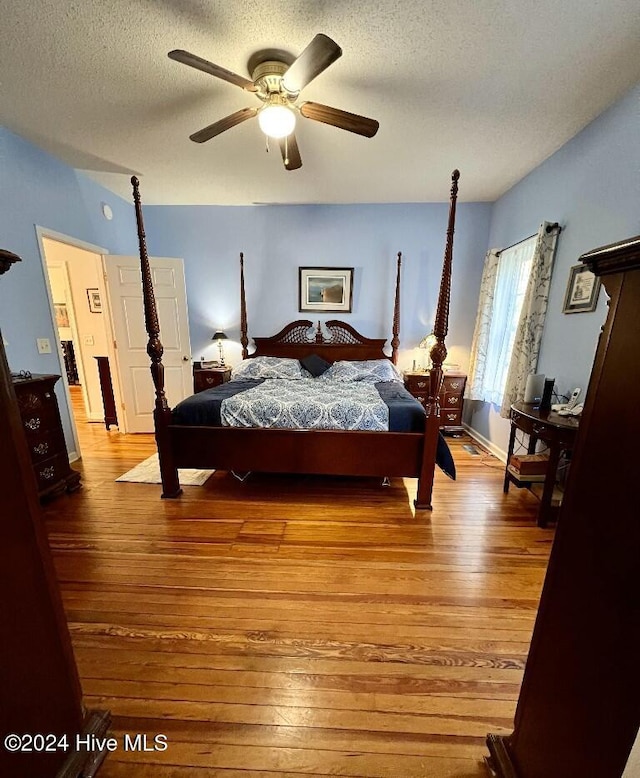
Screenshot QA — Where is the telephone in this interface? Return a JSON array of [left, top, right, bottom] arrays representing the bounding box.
[[557, 403, 583, 416], [552, 388, 582, 414]]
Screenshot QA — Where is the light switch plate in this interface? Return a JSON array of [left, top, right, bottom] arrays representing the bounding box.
[[37, 338, 52, 354], [83, 335, 95, 346]]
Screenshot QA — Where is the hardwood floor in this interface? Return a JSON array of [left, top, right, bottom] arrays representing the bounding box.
[[43, 387, 553, 776]]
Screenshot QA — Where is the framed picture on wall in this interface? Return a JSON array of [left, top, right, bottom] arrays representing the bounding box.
[[299, 267, 354, 313], [86, 288, 102, 313], [54, 303, 70, 328], [562, 264, 601, 314]]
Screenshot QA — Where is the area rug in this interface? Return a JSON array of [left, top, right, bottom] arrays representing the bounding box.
[[116, 453, 214, 486]]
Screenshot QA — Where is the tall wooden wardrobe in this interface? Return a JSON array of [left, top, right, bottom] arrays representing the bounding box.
[[486, 235, 640, 777], [0, 251, 110, 777]]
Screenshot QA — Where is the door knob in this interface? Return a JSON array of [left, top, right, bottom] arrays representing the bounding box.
[[182, 356, 189, 361]]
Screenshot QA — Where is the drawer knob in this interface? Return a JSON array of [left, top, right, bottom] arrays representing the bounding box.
[[417, 381, 427, 388], [206, 377, 215, 384], [450, 382, 460, 389], [33, 442, 49, 455], [449, 397, 459, 405], [25, 417, 41, 431], [40, 466, 55, 480], [447, 413, 457, 421]]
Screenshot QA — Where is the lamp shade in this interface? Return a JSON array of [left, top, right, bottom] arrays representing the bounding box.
[[0, 249, 22, 276], [419, 332, 437, 351], [258, 104, 296, 139], [212, 331, 228, 341]]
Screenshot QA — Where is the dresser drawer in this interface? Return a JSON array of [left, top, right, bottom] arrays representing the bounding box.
[[16, 386, 58, 414], [441, 409, 463, 426], [444, 392, 462, 408], [442, 375, 466, 395], [26, 430, 63, 463], [197, 372, 223, 389], [193, 367, 232, 393], [34, 454, 70, 492], [412, 393, 428, 408], [21, 404, 61, 435], [405, 374, 430, 393]]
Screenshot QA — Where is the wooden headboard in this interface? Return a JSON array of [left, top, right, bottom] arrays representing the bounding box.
[[251, 320, 388, 363], [240, 252, 402, 364]]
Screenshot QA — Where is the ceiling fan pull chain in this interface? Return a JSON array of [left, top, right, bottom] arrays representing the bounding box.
[[265, 136, 270, 154], [284, 135, 290, 166]]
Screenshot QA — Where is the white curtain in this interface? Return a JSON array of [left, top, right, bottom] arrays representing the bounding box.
[[466, 249, 500, 402], [499, 222, 559, 417], [467, 241, 537, 404]]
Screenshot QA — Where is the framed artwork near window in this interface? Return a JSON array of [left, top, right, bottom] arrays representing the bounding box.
[[86, 288, 102, 313], [299, 267, 354, 313], [562, 264, 601, 314]]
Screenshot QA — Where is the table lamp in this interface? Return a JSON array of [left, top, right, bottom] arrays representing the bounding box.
[[0, 249, 22, 276], [418, 332, 437, 370], [212, 330, 228, 366]]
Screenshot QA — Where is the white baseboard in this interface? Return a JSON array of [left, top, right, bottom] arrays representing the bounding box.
[[463, 423, 507, 463], [69, 451, 80, 463]]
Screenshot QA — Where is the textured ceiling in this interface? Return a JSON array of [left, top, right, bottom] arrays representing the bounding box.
[[1, 0, 640, 205]]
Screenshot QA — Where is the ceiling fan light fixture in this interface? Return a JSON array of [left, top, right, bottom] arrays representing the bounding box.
[[258, 104, 296, 139]]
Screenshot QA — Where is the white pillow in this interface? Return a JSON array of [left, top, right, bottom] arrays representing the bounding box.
[[230, 356, 306, 381], [320, 359, 403, 383]]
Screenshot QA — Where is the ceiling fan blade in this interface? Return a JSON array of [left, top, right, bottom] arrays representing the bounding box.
[[190, 108, 258, 143], [278, 133, 302, 170], [168, 49, 257, 92], [281, 34, 342, 94], [300, 101, 379, 137]]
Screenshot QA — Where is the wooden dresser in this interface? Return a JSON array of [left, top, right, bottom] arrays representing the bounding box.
[[486, 234, 640, 777], [12, 373, 81, 499], [193, 364, 232, 393], [404, 372, 466, 431]]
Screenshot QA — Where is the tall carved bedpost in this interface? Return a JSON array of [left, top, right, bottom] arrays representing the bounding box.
[[239, 252, 249, 360], [131, 176, 181, 498], [391, 251, 402, 365], [415, 169, 460, 510]]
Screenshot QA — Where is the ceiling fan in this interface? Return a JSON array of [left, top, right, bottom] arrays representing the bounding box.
[[168, 34, 379, 171]]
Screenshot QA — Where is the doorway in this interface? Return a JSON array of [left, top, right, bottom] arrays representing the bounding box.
[[38, 230, 123, 457], [38, 230, 193, 449]]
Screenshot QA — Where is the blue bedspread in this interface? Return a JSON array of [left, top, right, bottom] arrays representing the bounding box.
[[172, 379, 455, 479]]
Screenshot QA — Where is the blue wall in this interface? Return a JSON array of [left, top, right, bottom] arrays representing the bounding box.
[[0, 127, 139, 450], [467, 82, 640, 454], [6, 77, 638, 461], [143, 201, 491, 368], [0, 124, 491, 454]]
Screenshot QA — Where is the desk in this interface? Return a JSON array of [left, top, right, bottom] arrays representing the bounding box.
[[504, 402, 579, 527]]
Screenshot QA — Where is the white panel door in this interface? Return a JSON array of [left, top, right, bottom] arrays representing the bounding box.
[[104, 256, 192, 433]]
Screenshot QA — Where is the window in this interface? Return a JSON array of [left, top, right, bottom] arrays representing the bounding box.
[[477, 236, 536, 405]]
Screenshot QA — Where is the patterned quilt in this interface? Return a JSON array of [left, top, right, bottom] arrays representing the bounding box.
[[221, 378, 389, 431]]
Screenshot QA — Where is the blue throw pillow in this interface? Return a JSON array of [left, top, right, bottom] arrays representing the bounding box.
[[300, 353, 332, 377]]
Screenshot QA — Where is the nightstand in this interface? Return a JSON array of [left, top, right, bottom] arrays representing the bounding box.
[[193, 365, 232, 393], [404, 372, 467, 433]]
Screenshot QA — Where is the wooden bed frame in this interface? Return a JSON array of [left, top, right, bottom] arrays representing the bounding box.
[[130, 170, 460, 509]]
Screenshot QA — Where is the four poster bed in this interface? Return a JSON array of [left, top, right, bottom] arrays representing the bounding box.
[[130, 170, 460, 509]]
